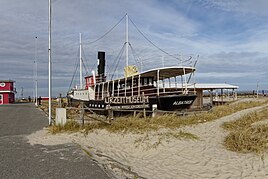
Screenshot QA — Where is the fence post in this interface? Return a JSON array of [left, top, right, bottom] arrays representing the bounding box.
[[142, 92, 146, 119], [80, 101, 84, 126], [107, 93, 113, 123]]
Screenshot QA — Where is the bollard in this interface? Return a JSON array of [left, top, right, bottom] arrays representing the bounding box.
[[56, 108, 67, 126], [152, 104, 157, 118]]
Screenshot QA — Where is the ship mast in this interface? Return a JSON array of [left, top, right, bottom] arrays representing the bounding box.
[[125, 13, 129, 68], [79, 33, 83, 89]]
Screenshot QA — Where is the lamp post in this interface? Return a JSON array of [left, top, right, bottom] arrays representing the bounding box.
[[35, 36, 38, 106]]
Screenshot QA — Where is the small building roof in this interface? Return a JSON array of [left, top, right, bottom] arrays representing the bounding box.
[[0, 80, 15, 83], [188, 83, 238, 90]]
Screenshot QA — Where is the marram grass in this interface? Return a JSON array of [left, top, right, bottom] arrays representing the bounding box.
[[222, 106, 268, 154], [47, 100, 268, 135]]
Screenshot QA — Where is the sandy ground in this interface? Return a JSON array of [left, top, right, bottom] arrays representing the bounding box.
[[27, 103, 268, 179]]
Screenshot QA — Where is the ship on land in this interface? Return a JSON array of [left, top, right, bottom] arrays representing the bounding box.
[[67, 14, 197, 113]]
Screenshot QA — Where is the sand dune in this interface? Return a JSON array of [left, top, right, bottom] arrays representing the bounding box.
[[27, 104, 268, 179]]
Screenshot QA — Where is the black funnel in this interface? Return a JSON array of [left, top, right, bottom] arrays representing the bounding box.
[[97, 51, 105, 76]]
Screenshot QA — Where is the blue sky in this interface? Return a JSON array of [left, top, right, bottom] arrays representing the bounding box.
[[0, 0, 267, 97]]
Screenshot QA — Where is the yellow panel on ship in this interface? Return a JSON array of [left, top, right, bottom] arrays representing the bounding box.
[[124, 66, 138, 78]]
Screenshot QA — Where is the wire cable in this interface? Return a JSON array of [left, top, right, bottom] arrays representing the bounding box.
[[82, 57, 89, 75], [87, 14, 126, 45], [129, 17, 182, 61], [82, 47, 91, 75], [68, 47, 80, 91], [110, 43, 126, 80], [129, 43, 146, 71]]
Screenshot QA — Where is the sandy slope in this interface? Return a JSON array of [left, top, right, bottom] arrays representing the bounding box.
[[27, 104, 268, 179]]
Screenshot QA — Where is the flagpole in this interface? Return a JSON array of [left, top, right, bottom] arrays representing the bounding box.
[[48, 0, 52, 125]]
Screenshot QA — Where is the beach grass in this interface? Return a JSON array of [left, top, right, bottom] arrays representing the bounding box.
[[38, 100, 80, 120], [222, 106, 268, 154], [47, 100, 268, 135], [48, 120, 81, 134], [101, 100, 268, 133]]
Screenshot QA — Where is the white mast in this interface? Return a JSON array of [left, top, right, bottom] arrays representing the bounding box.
[[125, 13, 129, 67], [32, 61, 35, 100], [79, 33, 83, 89], [48, 0, 52, 125], [35, 36, 38, 106]]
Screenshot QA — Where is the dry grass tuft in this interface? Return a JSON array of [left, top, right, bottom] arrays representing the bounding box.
[[45, 100, 268, 149], [222, 107, 268, 132], [48, 120, 81, 134], [222, 106, 268, 154], [38, 100, 80, 120], [46, 100, 268, 135], [224, 125, 268, 154]]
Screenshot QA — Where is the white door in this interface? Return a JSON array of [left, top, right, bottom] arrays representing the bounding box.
[[0, 94, 3, 104]]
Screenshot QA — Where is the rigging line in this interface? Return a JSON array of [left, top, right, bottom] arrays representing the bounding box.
[[86, 14, 126, 45], [68, 48, 79, 91], [89, 60, 97, 75], [82, 58, 89, 75], [129, 44, 140, 68], [182, 56, 193, 65], [106, 43, 125, 77], [68, 47, 80, 91], [129, 17, 181, 61], [69, 62, 79, 91], [129, 43, 146, 68], [110, 43, 126, 80], [105, 63, 111, 77], [109, 43, 125, 80], [81, 47, 90, 75], [129, 43, 146, 71]]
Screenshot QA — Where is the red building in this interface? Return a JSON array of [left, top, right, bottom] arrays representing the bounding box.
[[0, 80, 16, 104]]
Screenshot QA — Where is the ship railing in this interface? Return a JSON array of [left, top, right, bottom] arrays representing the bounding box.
[[95, 83, 196, 100]]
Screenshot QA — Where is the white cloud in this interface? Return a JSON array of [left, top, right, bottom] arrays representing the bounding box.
[[0, 0, 268, 96], [199, 0, 268, 16]]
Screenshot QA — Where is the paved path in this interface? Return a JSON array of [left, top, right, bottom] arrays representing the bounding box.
[[0, 103, 110, 179]]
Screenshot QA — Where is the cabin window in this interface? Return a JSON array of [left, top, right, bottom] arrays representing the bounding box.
[[127, 81, 131, 89], [148, 78, 153, 86], [140, 78, 144, 86], [144, 78, 148, 86], [133, 79, 138, 87]]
